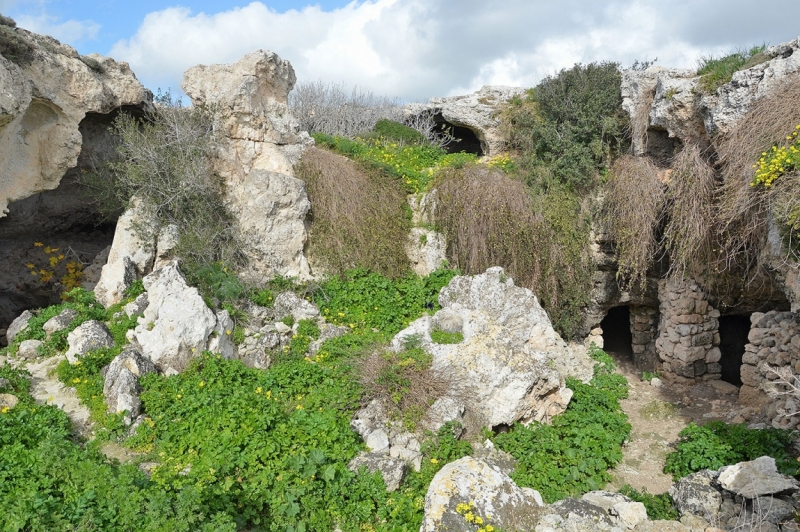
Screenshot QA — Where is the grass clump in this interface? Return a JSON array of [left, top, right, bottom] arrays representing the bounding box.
[[370, 118, 427, 145], [697, 45, 768, 93], [618, 485, 678, 521], [494, 346, 630, 502], [430, 329, 463, 344], [663, 421, 798, 480], [296, 147, 412, 278]]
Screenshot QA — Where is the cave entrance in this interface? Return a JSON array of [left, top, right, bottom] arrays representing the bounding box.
[[718, 315, 749, 386], [432, 113, 483, 155], [601, 306, 633, 360]]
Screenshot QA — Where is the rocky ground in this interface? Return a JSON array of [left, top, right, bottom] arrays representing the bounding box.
[[606, 349, 748, 495]]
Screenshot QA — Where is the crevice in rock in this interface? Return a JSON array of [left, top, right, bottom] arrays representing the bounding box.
[[718, 314, 749, 386], [645, 127, 681, 166]]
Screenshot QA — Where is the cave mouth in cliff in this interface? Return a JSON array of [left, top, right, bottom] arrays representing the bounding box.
[[601, 306, 633, 359], [432, 113, 483, 156], [718, 315, 749, 386]]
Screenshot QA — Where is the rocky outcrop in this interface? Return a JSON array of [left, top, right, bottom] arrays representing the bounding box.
[[128, 261, 234, 373], [0, 23, 151, 217], [404, 85, 525, 157], [183, 50, 312, 281], [621, 37, 800, 155]]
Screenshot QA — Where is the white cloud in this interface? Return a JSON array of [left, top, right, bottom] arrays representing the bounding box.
[[109, 0, 800, 102], [14, 12, 100, 44]]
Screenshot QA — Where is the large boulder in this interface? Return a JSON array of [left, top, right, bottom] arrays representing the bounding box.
[[717, 456, 800, 498], [391, 267, 590, 430], [182, 50, 311, 281], [129, 261, 234, 373], [404, 85, 525, 157], [6, 309, 32, 343], [421, 456, 544, 532]]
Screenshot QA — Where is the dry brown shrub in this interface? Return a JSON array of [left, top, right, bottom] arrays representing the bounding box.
[[433, 165, 592, 337], [663, 143, 718, 278], [357, 345, 451, 425], [602, 155, 665, 287], [716, 76, 800, 266], [433, 165, 543, 288], [296, 146, 411, 278]]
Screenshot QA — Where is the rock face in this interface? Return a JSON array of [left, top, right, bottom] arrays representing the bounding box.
[[182, 50, 312, 281], [0, 22, 151, 217], [129, 261, 234, 373], [621, 38, 800, 157], [421, 456, 544, 532], [404, 85, 526, 157]]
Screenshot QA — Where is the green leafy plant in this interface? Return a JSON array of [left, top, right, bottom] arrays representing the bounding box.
[[494, 346, 630, 502], [618, 485, 678, 521], [371, 119, 427, 145], [663, 421, 798, 480]]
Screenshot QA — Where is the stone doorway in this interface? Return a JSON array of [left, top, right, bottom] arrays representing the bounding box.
[[718, 315, 749, 386], [601, 306, 633, 359]]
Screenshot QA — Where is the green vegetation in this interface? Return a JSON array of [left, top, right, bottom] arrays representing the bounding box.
[[697, 45, 767, 93], [494, 345, 630, 502], [430, 329, 463, 344], [618, 485, 678, 521], [370, 119, 427, 145], [664, 421, 798, 480]]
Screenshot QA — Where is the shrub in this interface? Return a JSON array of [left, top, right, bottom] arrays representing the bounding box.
[[0, 23, 34, 65], [80, 91, 242, 275], [430, 329, 463, 344], [494, 346, 630, 502], [433, 165, 593, 338], [296, 147, 412, 278], [289, 80, 402, 137], [697, 45, 768, 93], [663, 421, 797, 480], [602, 155, 665, 287], [501, 61, 628, 190]]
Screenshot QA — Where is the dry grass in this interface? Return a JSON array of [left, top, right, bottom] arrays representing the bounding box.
[[602, 155, 665, 287], [433, 165, 592, 337], [296, 147, 411, 278], [663, 143, 718, 278], [717, 76, 800, 266], [357, 345, 452, 427]]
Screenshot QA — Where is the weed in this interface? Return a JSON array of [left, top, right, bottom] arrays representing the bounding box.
[[618, 485, 678, 520], [697, 45, 768, 93]]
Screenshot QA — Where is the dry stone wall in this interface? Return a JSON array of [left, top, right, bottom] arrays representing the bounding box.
[[655, 278, 722, 383], [630, 305, 659, 372], [740, 310, 800, 429]]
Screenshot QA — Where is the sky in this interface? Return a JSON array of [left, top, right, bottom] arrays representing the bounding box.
[[2, 0, 800, 103]]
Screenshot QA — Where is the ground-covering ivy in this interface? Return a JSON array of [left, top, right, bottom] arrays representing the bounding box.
[[493, 346, 631, 502], [663, 420, 798, 480]]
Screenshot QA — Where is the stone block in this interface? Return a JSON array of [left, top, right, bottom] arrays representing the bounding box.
[[743, 352, 760, 365], [692, 332, 714, 347], [705, 347, 721, 363], [707, 363, 722, 374], [750, 312, 765, 325], [694, 300, 709, 314], [676, 314, 703, 325], [674, 344, 706, 363], [676, 324, 696, 336], [740, 364, 762, 388], [693, 359, 707, 376]]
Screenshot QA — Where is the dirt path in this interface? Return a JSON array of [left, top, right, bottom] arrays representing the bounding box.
[[605, 351, 742, 494]]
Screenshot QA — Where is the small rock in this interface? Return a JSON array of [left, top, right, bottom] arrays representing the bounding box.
[[0, 393, 19, 410], [17, 339, 43, 359], [273, 292, 320, 321], [718, 456, 800, 498], [103, 346, 157, 423], [124, 293, 149, 317], [708, 379, 739, 395], [42, 308, 78, 337], [7, 310, 33, 344], [612, 501, 648, 530], [65, 321, 114, 364], [274, 322, 292, 334], [669, 470, 722, 519], [348, 452, 408, 492], [365, 429, 390, 454], [650, 377, 663, 388]]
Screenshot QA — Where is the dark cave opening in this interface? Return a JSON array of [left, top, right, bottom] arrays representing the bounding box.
[[718, 315, 750, 386], [432, 113, 483, 155], [601, 306, 633, 359]]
